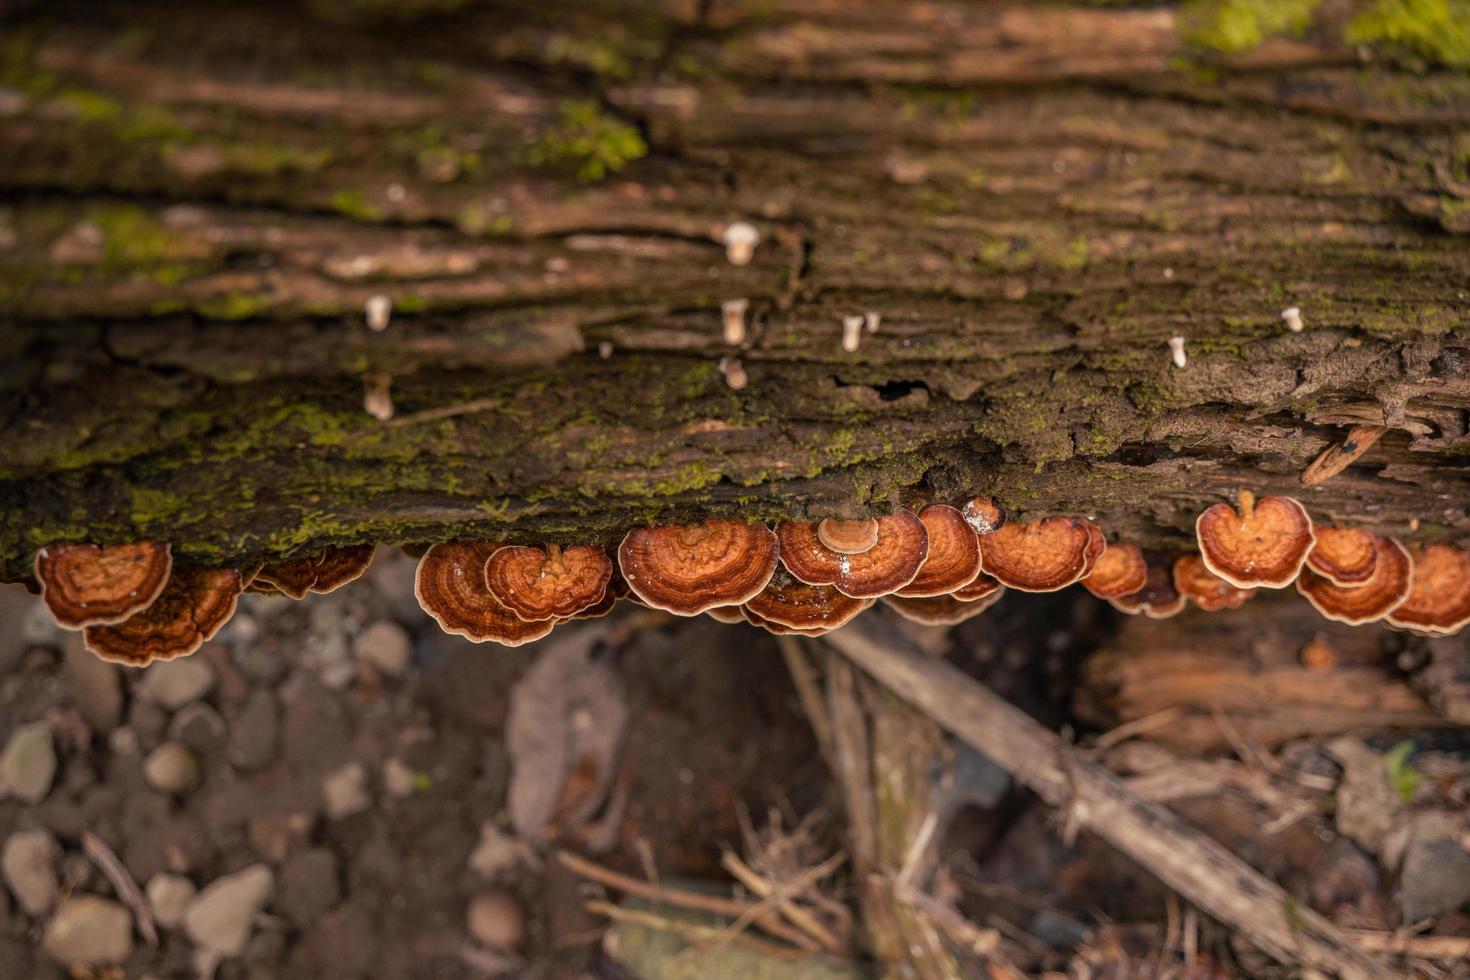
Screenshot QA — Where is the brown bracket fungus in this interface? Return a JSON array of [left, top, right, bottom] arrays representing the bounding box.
[[484, 544, 614, 622], [255, 545, 375, 600], [960, 497, 1007, 536], [1298, 535, 1412, 626], [1109, 553, 1186, 619], [1081, 542, 1147, 600], [415, 541, 555, 646], [777, 512, 928, 598], [1172, 554, 1255, 612], [743, 568, 872, 633], [816, 518, 880, 555], [895, 504, 983, 598], [951, 570, 1002, 602], [705, 606, 747, 625], [82, 566, 243, 666], [741, 606, 828, 636], [1385, 543, 1470, 636], [35, 541, 173, 629], [884, 588, 1005, 626], [617, 521, 779, 616], [1195, 491, 1314, 590], [977, 516, 1098, 593], [1305, 526, 1379, 587]]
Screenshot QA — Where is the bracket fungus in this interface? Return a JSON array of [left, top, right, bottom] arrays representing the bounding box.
[[1172, 554, 1255, 612], [1081, 542, 1147, 600], [83, 567, 243, 666], [255, 545, 375, 600], [1195, 491, 1314, 589], [705, 605, 747, 625], [484, 544, 613, 622], [1298, 535, 1412, 626], [816, 518, 881, 556], [1386, 543, 1470, 636], [960, 497, 1007, 536], [884, 589, 1005, 626], [617, 521, 779, 616], [777, 512, 928, 598], [415, 541, 555, 645], [35, 541, 173, 629], [1110, 553, 1186, 619], [895, 505, 983, 598], [742, 568, 872, 633], [741, 606, 827, 636], [977, 516, 1098, 592], [951, 570, 1002, 602], [1305, 526, 1379, 587]]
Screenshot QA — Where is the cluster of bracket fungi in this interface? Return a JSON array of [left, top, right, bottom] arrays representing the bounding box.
[[17, 491, 1470, 667]]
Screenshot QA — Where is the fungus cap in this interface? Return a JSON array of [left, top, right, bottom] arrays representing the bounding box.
[[1195, 491, 1314, 589], [484, 544, 613, 622], [884, 588, 1004, 626], [741, 606, 830, 636], [743, 568, 872, 632], [960, 497, 1007, 536], [895, 505, 983, 598], [415, 541, 555, 646], [951, 570, 1002, 602], [705, 605, 747, 625], [816, 519, 880, 556], [36, 541, 173, 629], [1081, 543, 1147, 600], [1305, 526, 1378, 587], [977, 516, 1096, 592], [618, 521, 779, 615], [1385, 543, 1470, 636], [777, 512, 928, 598], [1298, 536, 1412, 626], [1172, 554, 1255, 611], [255, 545, 375, 600], [82, 566, 242, 666], [1110, 553, 1186, 619]]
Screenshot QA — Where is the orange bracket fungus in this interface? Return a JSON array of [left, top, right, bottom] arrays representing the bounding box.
[[951, 570, 1002, 602], [960, 497, 1007, 536], [895, 505, 983, 598], [884, 589, 1005, 626], [777, 512, 928, 598], [484, 544, 613, 622], [83, 567, 243, 666], [1110, 552, 1186, 619], [415, 541, 554, 646], [743, 568, 872, 633], [1298, 535, 1412, 626], [255, 545, 375, 600], [1172, 554, 1255, 612], [816, 518, 880, 555], [617, 521, 779, 615], [977, 516, 1097, 593], [1305, 526, 1379, 587], [35, 541, 173, 629], [1195, 491, 1314, 589], [1081, 542, 1147, 600], [1386, 543, 1470, 636], [705, 605, 747, 625], [741, 606, 827, 636]]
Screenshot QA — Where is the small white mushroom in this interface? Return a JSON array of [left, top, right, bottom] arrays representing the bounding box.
[[1167, 335, 1187, 369], [364, 294, 392, 332], [864, 311, 881, 333], [719, 357, 748, 390], [722, 221, 760, 266], [363, 373, 394, 420], [721, 298, 749, 345], [842, 316, 864, 353], [597, 341, 614, 359], [1281, 306, 1304, 333]]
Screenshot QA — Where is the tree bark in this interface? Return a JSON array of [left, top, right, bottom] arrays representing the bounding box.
[[2, 0, 1469, 577]]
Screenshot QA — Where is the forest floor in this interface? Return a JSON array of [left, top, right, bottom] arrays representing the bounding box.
[[1, 548, 1468, 979]]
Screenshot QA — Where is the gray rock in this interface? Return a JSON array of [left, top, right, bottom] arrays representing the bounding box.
[[381, 757, 417, 798], [467, 889, 525, 950], [247, 811, 312, 864], [0, 722, 56, 803], [183, 863, 274, 958], [42, 895, 134, 967], [2, 829, 60, 915], [228, 689, 278, 772], [143, 657, 215, 710], [62, 633, 123, 732], [22, 598, 65, 648], [143, 742, 200, 795], [321, 762, 370, 820], [145, 872, 196, 929], [277, 848, 340, 927], [169, 703, 227, 753], [353, 621, 411, 677], [467, 823, 536, 882], [1400, 816, 1470, 922]]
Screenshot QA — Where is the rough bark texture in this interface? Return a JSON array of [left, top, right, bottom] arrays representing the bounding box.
[[2, 0, 1469, 577]]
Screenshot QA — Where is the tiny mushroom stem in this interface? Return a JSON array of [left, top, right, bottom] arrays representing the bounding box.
[[1167, 335, 1187, 369], [842, 316, 864, 353], [365, 294, 392, 332], [719, 357, 748, 390], [598, 341, 614, 359], [722, 221, 760, 266], [363, 373, 394, 421], [721, 298, 749, 345], [864, 311, 881, 333], [1281, 306, 1303, 333]]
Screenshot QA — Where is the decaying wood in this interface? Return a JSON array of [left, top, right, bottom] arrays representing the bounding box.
[[2, 0, 1469, 577], [821, 615, 1398, 980], [1300, 425, 1390, 486]]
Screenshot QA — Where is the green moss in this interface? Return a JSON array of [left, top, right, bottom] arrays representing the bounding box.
[[197, 292, 273, 321], [528, 101, 647, 183], [91, 205, 189, 265], [1181, 0, 1322, 53], [330, 188, 383, 221], [1345, 0, 1470, 67]]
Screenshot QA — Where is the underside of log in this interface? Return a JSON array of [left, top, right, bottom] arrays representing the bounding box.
[[2, 0, 1469, 577]]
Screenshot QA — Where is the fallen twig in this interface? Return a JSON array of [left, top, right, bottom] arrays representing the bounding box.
[[585, 900, 807, 961], [821, 617, 1398, 980], [1301, 424, 1389, 485], [1347, 930, 1470, 961], [777, 636, 838, 773], [721, 849, 846, 954], [81, 831, 157, 948]]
